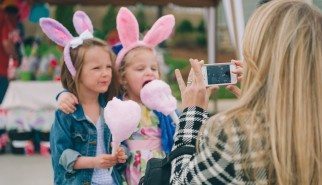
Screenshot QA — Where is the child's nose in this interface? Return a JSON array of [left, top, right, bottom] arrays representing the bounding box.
[[145, 69, 154, 76], [102, 68, 111, 76]]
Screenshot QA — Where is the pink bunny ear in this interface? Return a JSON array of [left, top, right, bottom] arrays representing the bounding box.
[[73, 11, 94, 35], [39, 18, 73, 47], [117, 7, 139, 48], [143, 15, 175, 47]]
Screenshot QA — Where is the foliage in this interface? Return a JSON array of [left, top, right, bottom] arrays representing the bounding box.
[[197, 19, 206, 33], [176, 19, 194, 33], [164, 54, 189, 100], [55, 5, 76, 35], [102, 6, 117, 36], [136, 5, 148, 32], [93, 29, 106, 40], [196, 33, 207, 47], [173, 19, 207, 48]]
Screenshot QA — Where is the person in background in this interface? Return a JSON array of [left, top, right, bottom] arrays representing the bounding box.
[[0, 4, 19, 103], [171, 0, 322, 184]]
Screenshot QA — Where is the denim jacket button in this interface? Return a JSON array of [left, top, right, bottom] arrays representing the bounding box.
[[89, 140, 97, 145]]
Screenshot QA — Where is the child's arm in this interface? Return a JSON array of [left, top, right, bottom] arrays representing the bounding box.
[[56, 91, 78, 114], [74, 154, 118, 169], [52, 112, 118, 172], [51, 111, 80, 175]]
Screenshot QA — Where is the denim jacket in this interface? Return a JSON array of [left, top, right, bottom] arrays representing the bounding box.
[[50, 96, 124, 185]]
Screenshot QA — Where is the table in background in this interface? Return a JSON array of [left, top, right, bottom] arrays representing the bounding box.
[[0, 81, 63, 154]]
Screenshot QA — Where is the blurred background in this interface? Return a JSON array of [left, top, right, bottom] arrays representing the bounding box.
[[0, 0, 321, 184]]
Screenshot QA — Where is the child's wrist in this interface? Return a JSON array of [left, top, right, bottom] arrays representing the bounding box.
[[92, 156, 98, 168]]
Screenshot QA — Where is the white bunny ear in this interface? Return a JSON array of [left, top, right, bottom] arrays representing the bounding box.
[[143, 15, 175, 47], [39, 18, 73, 47], [73, 11, 94, 35], [116, 7, 140, 48]]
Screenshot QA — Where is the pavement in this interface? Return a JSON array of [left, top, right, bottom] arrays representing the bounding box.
[[0, 99, 237, 185], [0, 154, 52, 185]]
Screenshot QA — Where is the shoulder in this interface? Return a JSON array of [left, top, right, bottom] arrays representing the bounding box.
[[54, 109, 73, 126], [199, 114, 235, 154], [55, 109, 71, 119]]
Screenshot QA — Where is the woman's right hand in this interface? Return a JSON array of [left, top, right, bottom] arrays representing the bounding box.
[[57, 92, 78, 114], [175, 59, 218, 110]]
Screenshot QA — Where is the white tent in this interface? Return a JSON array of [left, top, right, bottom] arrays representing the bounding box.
[[206, 0, 245, 64]]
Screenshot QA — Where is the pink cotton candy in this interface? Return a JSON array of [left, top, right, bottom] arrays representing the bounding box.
[[140, 80, 177, 116], [104, 97, 141, 146]]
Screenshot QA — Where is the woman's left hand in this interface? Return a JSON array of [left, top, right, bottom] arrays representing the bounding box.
[[226, 60, 243, 98], [175, 59, 218, 110]]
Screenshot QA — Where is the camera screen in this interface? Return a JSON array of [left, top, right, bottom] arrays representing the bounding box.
[[207, 65, 231, 84]]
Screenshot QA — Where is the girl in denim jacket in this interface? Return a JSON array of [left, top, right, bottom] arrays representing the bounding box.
[[57, 7, 177, 185], [39, 11, 127, 185]]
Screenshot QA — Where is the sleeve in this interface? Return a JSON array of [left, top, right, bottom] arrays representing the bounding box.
[[170, 107, 236, 184], [50, 111, 80, 174]]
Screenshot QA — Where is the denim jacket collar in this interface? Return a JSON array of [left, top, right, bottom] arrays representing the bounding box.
[[70, 94, 107, 122]]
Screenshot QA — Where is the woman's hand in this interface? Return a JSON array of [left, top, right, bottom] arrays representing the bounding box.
[[175, 59, 218, 110], [226, 60, 243, 98], [58, 92, 78, 114]]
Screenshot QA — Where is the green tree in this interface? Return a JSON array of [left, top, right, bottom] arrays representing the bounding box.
[[102, 6, 117, 35], [197, 19, 205, 33], [176, 19, 194, 33], [136, 5, 148, 32], [55, 5, 75, 35]]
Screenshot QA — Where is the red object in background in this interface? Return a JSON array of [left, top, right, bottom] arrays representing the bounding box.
[[54, 76, 61, 81], [40, 142, 50, 156], [0, 134, 8, 149], [133, 151, 141, 167], [106, 29, 120, 46], [24, 140, 34, 155], [49, 58, 58, 68], [17, 0, 30, 21], [0, 0, 30, 21]]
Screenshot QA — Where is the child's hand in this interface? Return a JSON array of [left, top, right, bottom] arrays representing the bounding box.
[[58, 92, 78, 114], [94, 154, 118, 169], [115, 147, 128, 163]]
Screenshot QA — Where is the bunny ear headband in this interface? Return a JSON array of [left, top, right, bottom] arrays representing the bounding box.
[[115, 7, 175, 69], [39, 11, 94, 77]]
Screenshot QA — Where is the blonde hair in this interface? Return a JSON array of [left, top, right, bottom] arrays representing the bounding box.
[[207, 0, 322, 184], [61, 38, 118, 101], [118, 46, 161, 95]]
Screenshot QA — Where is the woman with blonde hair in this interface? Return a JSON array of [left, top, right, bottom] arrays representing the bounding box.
[[171, 0, 322, 184]]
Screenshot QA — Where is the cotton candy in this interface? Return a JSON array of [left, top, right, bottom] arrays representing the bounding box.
[[104, 97, 141, 153], [140, 80, 179, 124]]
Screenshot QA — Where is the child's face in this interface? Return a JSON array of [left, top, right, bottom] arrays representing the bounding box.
[[123, 49, 160, 102], [79, 46, 113, 96]]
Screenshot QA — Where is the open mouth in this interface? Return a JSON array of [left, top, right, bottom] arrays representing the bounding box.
[[142, 80, 152, 88]]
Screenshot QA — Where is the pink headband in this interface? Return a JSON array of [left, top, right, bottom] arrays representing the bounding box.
[[39, 11, 94, 77], [115, 7, 175, 69]]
